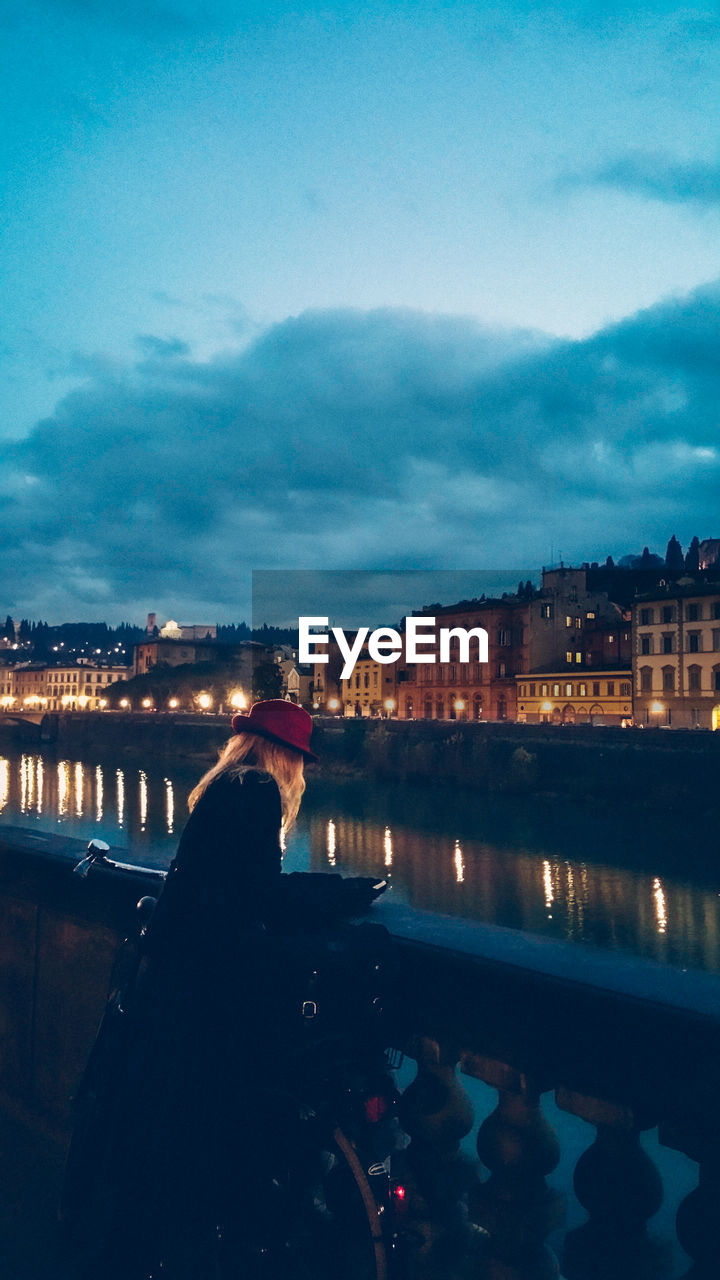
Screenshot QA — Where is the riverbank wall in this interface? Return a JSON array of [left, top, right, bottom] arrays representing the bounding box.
[[0, 710, 717, 813]]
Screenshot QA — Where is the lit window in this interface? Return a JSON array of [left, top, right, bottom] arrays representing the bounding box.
[[575, 652, 582, 664], [566, 651, 573, 663]]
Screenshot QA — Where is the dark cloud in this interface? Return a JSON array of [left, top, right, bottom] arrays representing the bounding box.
[[577, 150, 720, 206], [2, 291, 719, 622], [135, 334, 191, 359]]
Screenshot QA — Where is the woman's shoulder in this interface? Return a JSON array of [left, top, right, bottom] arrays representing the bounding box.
[[200, 768, 281, 809]]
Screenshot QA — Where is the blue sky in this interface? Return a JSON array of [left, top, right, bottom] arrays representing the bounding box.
[[2, 1, 719, 621]]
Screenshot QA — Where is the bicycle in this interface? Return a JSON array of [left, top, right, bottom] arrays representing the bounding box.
[[61, 840, 412, 1280]]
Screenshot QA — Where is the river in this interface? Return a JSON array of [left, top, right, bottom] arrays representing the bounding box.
[[1, 742, 718, 973]]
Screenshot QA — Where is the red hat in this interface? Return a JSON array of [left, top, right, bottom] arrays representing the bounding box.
[[231, 699, 318, 761]]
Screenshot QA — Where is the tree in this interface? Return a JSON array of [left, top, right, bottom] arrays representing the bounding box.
[[605, 555, 615, 569], [252, 659, 283, 702], [640, 546, 653, 566], [2, 616, 14, 643], [685, 535, 700, 574], [665, 535, 684, 571]]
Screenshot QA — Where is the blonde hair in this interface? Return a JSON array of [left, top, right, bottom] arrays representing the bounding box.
[[188, 732, 306, 833]]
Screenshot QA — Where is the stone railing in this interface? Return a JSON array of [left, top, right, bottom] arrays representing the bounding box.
[[0, 824, 718, 1278]]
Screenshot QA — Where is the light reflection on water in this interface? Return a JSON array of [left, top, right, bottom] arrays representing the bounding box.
[[0, 747, 718, 972]]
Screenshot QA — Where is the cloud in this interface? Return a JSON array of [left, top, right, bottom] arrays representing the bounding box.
[[575, 150, 720, 206], [2, 289, 719, 622], [134, 334, 191, 359]]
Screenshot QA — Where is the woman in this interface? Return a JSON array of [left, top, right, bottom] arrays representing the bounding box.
[[63, 700, 387, 1280]]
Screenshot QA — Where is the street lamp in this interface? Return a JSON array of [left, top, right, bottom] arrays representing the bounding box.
[[384, 698, 396, 716], [168, 698, 179, 710], [229, 690, 247, 710], [120, 698, 130, 710], [142, 698, 153, 710], [327, 698, 340, 713], [197, 693, 212, 711]]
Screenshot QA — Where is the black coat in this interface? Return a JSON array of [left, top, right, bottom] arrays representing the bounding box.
[[63, 769, 384, 1278]]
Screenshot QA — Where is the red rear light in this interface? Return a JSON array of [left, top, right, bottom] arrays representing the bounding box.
[[393, 1184, 406, 1201], [363, 1094, 389, 1123]]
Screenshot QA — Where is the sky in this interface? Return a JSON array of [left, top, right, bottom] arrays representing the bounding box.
[[2, 0, 719, 623]]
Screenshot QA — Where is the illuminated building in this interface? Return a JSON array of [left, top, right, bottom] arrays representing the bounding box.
[[516, 670, 633, 725], [342, 650, 398, 717], [633, 582, 720, 729]]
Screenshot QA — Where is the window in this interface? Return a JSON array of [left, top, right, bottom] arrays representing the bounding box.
[[607, 635, 615, 645], [553, 683, 560, 697], [688, 666, 701, 692], [566, 651, 573, 664], [640, 608, 653, 625], [497, 661, 507, 677], [449, 665, 457, 682], [606, 682, 615, 695], [473, 664, 482, 682], [686, 603, 700, 622], [662, 667, 675, 693], [575, 652, 582, 664], [662, 606, 675, 624], [640, 635, 652, 655], [687, 632, 701, 653], [714, 668, 720, 692], [529, 683, 536, 696], [593, 682, 600, 696], [640, 668, 652, 693], [662, 634, 674, 654], [575, 617, 582, 628], [541, 603, 553, 619], [565, 615, 573, 628], [541, 684, 548, 696], [586, 611, 595, 620], [565, 683, 573, 697], [579, 683, 587, 696], [713, 630, 720, 652], [498, 630, 510, 646], [620, 682, 631, 697], [714, 602, 720, 621]]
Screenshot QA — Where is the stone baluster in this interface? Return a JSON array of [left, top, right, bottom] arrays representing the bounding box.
[[398, 1035, 479, 1268], [660, 1122, 720, 1279], [465, 1053, 563, 1280], [558, 1090, 665, 1280]]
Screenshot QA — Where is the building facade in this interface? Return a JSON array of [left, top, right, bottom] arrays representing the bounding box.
[[341, 652, 398, 717], [398, 598, 528, 721], [516, 671, 633, 725], [633, 582, 720, 729]]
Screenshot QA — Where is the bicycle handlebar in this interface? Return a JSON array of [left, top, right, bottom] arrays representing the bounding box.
[[73, 838, 167, 884]]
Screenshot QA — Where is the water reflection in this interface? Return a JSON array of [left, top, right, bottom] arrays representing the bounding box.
[[165, 778, 174, 835], [95, 765, 103, 823], [1, 748, 719, 973], [116, 768, 125, 828], [0, 752, 190, 865], [307, 810, 720, 973], [326, 819, 336, 867]]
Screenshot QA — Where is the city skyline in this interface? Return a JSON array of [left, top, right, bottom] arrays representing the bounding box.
[[2, 1, 719, 621]]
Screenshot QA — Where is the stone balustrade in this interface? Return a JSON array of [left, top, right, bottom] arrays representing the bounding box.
[[0, 823, 719, 1278]]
